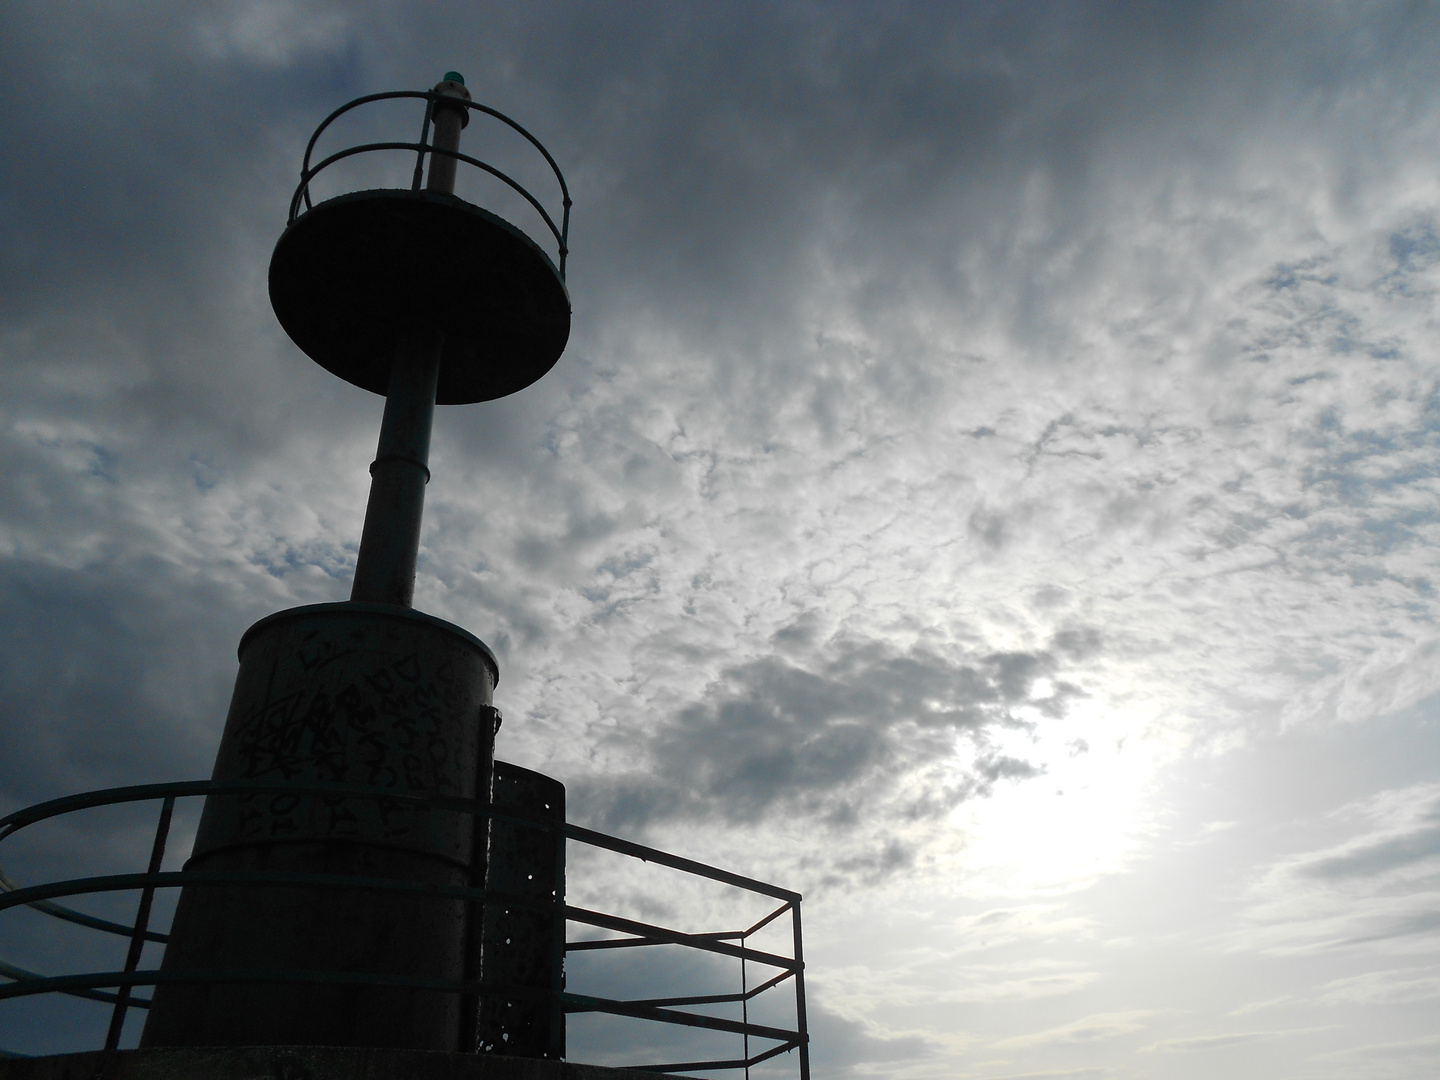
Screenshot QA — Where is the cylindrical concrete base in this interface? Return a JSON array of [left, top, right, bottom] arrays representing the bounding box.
[[141, 602, 499, 1052]]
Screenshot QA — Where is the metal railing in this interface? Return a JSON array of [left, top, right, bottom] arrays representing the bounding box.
[[0, 780, 808, 1078], [287, 90, 572, 278]]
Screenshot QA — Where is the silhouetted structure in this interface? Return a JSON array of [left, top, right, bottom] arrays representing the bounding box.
[[0, 74, 809, 1080], [139, 72, 570, 1056]]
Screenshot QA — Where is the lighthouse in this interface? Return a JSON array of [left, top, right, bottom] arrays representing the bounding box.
[[0, 74, 809, 1080]]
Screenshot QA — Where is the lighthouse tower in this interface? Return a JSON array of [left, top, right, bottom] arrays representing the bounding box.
[[139, 73, 570, 1055], [0, 73, 810, 1080]]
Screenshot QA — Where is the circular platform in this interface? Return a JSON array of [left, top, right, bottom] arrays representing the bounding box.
[[269, 190, 572, 404]]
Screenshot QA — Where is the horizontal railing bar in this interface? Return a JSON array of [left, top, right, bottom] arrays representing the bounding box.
[[1, 780, 797, 905], [0, 870, 569, 923], [0, 866, 166, 943], [746, 1038, 806, 1068], [296, 91, 570, 211], [596, 967, 805, 1009], [0, 959, 150, 1009], [566, 906, 799, 971], [288, 143, 563, 255], [567, 929, 741, 952], [565, 936, 739, 953], [0, 968, 561, 1007], [745, 969, 795, 999], [635, 1064, 753, 1075], [0, 967, 478, 1004], [612, 990, 746, 1008], [0, 780, 550, 849], [432, 147, 563, 247], [563, 823, 801, 902], [566, 936, 668, 952], [0, 780, 212, 837], [458, 100, 571, 206], [627, 1058, 759, 1075], [288, 89, 572, 277], [560, 992, 798, 1043], [745, 901, 794, 938], [3, 870, 792, 964], [0, 778, 806, 1071], [288, 142, 434, 221], [300, 90, 431, 183], [0, 970, 799, 1048], [630, 1039, 800, 1074]]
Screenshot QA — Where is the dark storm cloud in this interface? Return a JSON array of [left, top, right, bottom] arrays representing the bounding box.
[[570, 628, 1073, 835]]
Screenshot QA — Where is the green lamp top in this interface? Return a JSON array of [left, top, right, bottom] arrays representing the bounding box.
[[443, 71, 465, 85]]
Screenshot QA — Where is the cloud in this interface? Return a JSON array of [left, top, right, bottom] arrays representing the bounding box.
[[1229, 783, 1440, 956], [937, 966, 1099, 1005], [1313, 1032, 1440, 1062], [1319, 968, 1440, 1006], [1141, 1029, 1302, 1053], [567, 630, 1073, 841], [193, 1, 352, 67], [805, 1000, 936, 1077], [996, 1011, 1156, 1049], [1297, 817, 1440, 884]]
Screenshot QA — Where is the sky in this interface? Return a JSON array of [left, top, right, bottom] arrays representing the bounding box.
[[3, 1, 1440, 1077]]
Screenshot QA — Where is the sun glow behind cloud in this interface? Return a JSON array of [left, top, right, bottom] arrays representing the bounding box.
[[947, 698, 1167, 896]]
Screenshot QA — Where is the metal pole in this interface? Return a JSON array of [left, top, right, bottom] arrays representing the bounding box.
[[741, 932, 749, 1080], [791, 902, 809, 1080], [426, 74, 471, 196], [104, 797, 174, 1051], [350, 72, 469, 608], [350, 323, 442, 607]]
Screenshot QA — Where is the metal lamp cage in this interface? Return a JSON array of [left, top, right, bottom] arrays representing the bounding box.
[[0, 780, 809, 1079], [288, 89, 571, 279]]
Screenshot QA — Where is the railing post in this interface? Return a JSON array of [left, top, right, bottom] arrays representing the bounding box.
[[560, 197, 571, 277], [741, 931, 750, 1079], [411, 96, 435, 191], [791, 902, 809, 1080], [103, 796, 174, 1051]]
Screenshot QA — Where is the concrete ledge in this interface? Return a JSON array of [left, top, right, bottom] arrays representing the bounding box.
[[0, 1047, 659, 1080]]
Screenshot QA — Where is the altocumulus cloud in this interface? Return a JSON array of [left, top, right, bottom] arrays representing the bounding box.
[[570, 629, 1071, 837]]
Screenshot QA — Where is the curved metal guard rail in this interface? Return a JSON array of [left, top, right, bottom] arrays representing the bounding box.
[[0, 780, 808, 1079], [285, 90, 572, 279]]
